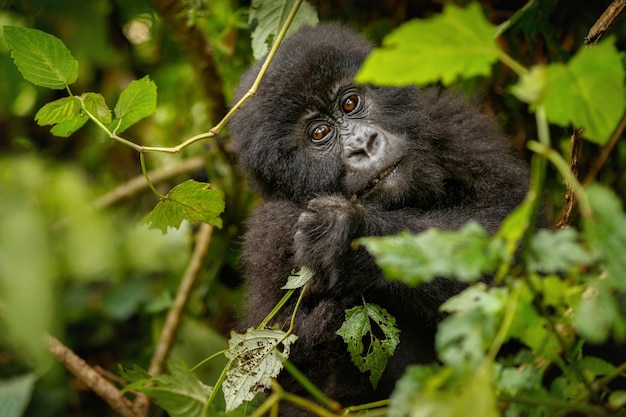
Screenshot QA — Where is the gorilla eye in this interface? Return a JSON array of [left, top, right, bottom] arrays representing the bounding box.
[[341, 94, 360, 114], [311, 124, 332, 142]]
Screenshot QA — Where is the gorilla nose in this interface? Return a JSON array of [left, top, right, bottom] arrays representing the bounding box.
[[343, 125, 386, 168]]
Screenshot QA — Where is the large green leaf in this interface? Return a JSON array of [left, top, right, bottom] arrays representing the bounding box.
[[360, 222, 499, 285], [539, 39, 625, 145], [143, 180, 225, 234], [34, 96, 88, 137], [3, 26, 78, 89], [357, 3, 499, 86], [0, 373, 37, 417], [249, 0, 318, 60]]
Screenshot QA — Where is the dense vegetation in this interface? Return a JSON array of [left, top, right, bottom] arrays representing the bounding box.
[[1, 0, 625, 416]]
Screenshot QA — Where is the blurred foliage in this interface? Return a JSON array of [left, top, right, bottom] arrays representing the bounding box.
[[0, 0, 625, 416]]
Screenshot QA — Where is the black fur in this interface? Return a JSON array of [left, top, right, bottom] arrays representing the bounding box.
[[229, 24, 529, 415]]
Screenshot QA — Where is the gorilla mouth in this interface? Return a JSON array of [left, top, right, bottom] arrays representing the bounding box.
[[356, 159, 402, 198]]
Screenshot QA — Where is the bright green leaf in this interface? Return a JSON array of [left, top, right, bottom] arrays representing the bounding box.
[[249, 0, 319, 60], [123, 362, 211, 417], [360, 222, 499, 285], [337, 302, 400, 389], [223, 328, 298, 411], [3, 26, 78, 89], [143, 180, 225, 234], [540, 39, 625, 144], [356, 3, 499, 86], [109, 75, 157, 134], [35, 96, 82, 126], [81, 92, 111, 124]]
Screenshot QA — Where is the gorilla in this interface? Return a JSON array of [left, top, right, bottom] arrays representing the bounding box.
[[229, 23, 529, 415]]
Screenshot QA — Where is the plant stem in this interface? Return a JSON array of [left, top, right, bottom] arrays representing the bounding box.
[[258, 289, 296, 329], [139, 153, 168, 200], [499, 394, 608, 416], [283, 360, 342, 412]]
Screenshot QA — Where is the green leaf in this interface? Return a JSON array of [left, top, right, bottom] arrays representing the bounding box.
[[582, 184, 626, 292], [123, 362, 211, 417], [389, 363, 499, 417], [281, 266, 315, 289], [109, 75, 157, 134], [527, 228, 595, 274], [337, 302, 400, 389], [143, 180, 225, 234], [573, 282, 626, 344], [356, 3, 499, 86], [0, 373, 37, 417], [249, 0, 319, 60], [35, 96, 81, 125], [539, 39, 626, 145], [360, 222, 499, 285], [3, 26, 78, 89], [223, 328, 298, 411], [81, 92, 111, 124], [437, 284, 507, 367]]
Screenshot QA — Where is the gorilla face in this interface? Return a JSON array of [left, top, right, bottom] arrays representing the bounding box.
[[230, 25, 446, 209]]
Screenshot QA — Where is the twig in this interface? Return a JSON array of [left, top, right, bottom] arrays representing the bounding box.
[[556, 128, 583, 228], [585, 0, 626, 45], [134, 222, 215, 415], [583, 112, 626, 186], [46, 335, 142, 417], [92, 156, 206, 209]]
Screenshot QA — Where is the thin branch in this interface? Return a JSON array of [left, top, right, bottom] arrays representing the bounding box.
[[556, 128, 584, 228], [583, 112, 626, 186], [46, 335, 142, 417], [585, 0, 626, 45], [134, 222, 215, 415], [92, 156, 206, 209]]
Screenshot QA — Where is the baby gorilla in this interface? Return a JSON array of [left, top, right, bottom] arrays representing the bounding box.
[[229, 24, 529, 415]]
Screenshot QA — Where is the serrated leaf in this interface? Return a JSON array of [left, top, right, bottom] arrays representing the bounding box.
[[360, 222, 498, 285], [35, 96, 81, 126], [356, 3, 499, 86], [143, 180, 225, 234], [527, 228, 595, 273], [3, 26, 78, 89], [223, 328, 298, 411], [249, 0, 319, 60], [122, 362, 211, 417], [540, 39, 625, 145], [336, 302, 400, 389], [109, 75, 157, 134], [81, 92, 111, 124], [281, 266, 315, 289], [438, 284, 507, 368], [34, 96, 88, 137]]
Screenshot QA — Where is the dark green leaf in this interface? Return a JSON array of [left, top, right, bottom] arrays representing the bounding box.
[[123, 362, 211, 417], [109, 75, 157, 134], [3, 26, 78, 89], [357, 3, 499, 86], [337, 302, 400, 389], [249, 0, 319, 60], [143, 180, 225, 234], [360, 222, 498, 285]]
